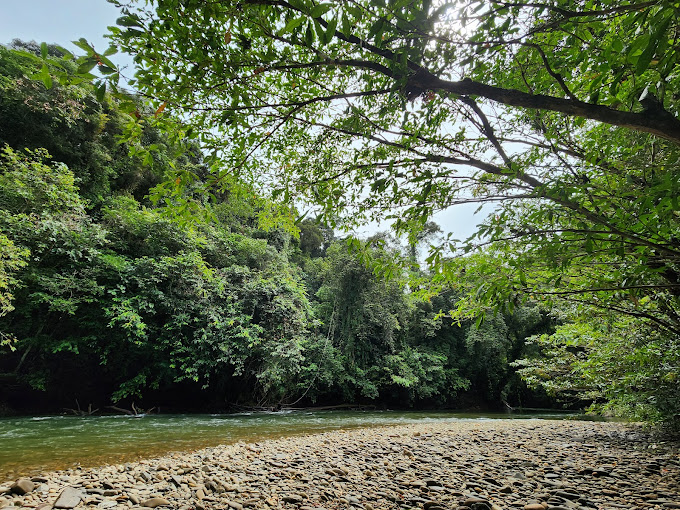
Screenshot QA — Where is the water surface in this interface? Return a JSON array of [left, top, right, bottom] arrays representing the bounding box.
[[0, 410, 583, 481]]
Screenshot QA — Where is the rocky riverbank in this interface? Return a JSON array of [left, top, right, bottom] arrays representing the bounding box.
[[1, 420, 678, 510]]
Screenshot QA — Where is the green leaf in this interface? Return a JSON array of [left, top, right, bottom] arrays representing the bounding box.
[[72, 38, 93, 54], [636, 39, 656, 75], [54, 45, 73, 58], [116, 15, 143, 28], [304, 22, 316, 45], [341, 12, 352, 35], [98, 54, 117, 69], [310, 3, 333, 18], [30, 64, 53, 89], [367, 18, 384, 41], [321, 16, 338, 45], [40, 42, 48, 59], [636, 15, 672, 75], [77, 58, 98, 74], [280, 16, 305, 35], [95, 82, 107, 102]]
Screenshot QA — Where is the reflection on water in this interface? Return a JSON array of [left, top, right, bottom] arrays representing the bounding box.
[[0, 410, 585, 481]]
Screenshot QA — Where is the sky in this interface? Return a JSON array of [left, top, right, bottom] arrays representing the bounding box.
[[0, 0, 121, 53], [0, 0, 491, 243]]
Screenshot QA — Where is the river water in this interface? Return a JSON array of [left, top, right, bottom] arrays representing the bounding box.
[[0, 410, 587, 481]]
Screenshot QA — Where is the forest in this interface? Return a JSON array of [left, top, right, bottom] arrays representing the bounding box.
[[1, 0, 680, 430], [0, 41, 556, 413]]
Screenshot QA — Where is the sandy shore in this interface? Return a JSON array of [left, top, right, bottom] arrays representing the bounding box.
[[1, 420, 678, 510]]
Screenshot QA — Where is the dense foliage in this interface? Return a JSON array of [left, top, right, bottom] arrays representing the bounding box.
[[5, 0, 680, 428], [0, 44, 557, 413], [46, 0, 678, 426]]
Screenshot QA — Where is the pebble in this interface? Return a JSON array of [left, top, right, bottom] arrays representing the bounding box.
[[141, 498, 171, 508], [53, 488, 83, 509], [1, 421, 678, 510], [10, 480, 34, 495]]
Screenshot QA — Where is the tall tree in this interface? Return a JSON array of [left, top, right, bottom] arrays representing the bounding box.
[[72, 0, 680, 331], [12, 0, 680, 420]]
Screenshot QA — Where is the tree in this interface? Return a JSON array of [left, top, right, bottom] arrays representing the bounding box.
[[74, 0, 678, 328], [12, 0, 680, 419], [0, 233, 27, 322], [0, 43, 203, 206], [46, 0, 674, 421], [513, 309, 680, 423]]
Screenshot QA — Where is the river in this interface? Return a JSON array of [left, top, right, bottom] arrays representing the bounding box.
[[0, 410, 589, 481]]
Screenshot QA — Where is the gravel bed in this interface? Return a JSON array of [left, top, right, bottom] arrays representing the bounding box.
[[2, 420, 678, 510]]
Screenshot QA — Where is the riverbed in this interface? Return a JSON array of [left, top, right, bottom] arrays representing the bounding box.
[[1, 420, 678, 510], [0, 411, 583, 481]]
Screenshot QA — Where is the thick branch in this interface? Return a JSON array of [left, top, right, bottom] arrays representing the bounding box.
[[422, 75, 680, 144]]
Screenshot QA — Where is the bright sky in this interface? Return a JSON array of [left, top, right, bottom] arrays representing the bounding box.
[[0, 0, 490, 242], [1, 0, 119, 53]]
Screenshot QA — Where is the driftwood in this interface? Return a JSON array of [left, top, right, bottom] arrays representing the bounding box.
[[63, 400, 99, 416], [232, 403, 377, 412], [105, 403, 156, 416], [502, 401, 577, 413]]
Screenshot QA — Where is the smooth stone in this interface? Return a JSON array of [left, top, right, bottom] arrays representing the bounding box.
[[525, 504, 545, 510], [406, 497, 428, 505], [282, 495, 303, 504], [464, 498, 489, 506], [471, 503, 492, 510], [10, 481, 35, 496], [226, 501, 243, 510], [54, 488, 84, 509], [141, 498, 171, 508], [553, 492, 580, 501]]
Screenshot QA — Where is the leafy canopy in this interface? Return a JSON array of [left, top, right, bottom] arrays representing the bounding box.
[[67, 0, 680, 333]]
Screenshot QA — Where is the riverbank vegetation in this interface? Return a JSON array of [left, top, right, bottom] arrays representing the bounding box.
[[2, 0, 680, 429], [0, 41, 556, 413]]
